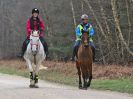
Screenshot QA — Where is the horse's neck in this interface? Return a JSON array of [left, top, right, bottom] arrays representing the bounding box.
[[26, 39, 44, 53], [38, 40, 43, 49], [79, 44, 91, 53], [78, 44, 92, 60], [26, 42, 32, 52]]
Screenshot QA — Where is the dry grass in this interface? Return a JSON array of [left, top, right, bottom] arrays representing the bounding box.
[[0, 59, 26, 70], [0, 59, 132, 79]]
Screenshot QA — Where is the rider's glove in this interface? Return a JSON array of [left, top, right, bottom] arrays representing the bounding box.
[[81, 29, 89, 34]]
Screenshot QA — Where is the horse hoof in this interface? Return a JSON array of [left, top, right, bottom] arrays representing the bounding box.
[[34, 83, 39, 88], [79, 86, 82, 89], [34, 85, 39, 88], [29, 85, 35, 88], [87, 84, 90, 87], [82, 87, 88, 90]]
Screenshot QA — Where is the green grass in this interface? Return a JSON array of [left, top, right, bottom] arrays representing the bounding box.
[[39, 69, 133, 94], [0, 66, 133, 94], [0, 66, 28, 78], [91, 79, 133, 93], [39, 70, 78, 86]]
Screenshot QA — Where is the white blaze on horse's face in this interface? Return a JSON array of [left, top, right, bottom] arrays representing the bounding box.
[[30, 30, 40, 55]]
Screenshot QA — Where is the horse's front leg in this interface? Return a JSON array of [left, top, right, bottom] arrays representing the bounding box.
[[25, 59, 35, 88], [81, 66, 88, 90], [83, 74, 87, 90], [34, 60, 42, 88], [76, 61, 82, 89], [87, 63, 92, 88]]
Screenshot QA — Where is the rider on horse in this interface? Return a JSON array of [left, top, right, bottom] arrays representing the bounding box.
[[71, 14, 96, 62], [21, 8, 48, 58]]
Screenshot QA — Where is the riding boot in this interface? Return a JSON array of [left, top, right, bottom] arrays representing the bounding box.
[[43, 41, 49, 58], [21, 45, 26, 57], [70, 41, 80, 61], [19, 38, 30, 58], [70, 46, 77, 61], [91, 47, 95, 62], [39, 37, 49, 59], [19, 42, 27, 58]]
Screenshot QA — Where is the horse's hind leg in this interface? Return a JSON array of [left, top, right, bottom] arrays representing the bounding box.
[[76, 62, 82, 89]]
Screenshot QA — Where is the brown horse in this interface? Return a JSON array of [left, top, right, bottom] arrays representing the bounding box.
[[76, 32, 93, 89]]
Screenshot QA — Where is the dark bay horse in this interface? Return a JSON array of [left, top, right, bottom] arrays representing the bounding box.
[[76, 32, 93, 89]]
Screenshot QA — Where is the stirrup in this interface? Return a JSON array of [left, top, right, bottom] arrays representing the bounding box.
[[70, 57, 75, 61], [17, 53, 23, 58]]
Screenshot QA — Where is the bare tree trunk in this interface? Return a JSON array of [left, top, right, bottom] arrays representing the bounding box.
[[111, 0, 133, 56], [38, 1, 54, 47], [81, 0, 84, 14], [70, 0, 77, 29], [125, 0, 131, 46], [98, 0, 112, 57], [97, 28, 106, 64]]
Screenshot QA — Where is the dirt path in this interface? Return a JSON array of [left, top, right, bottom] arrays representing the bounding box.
[[0, 73, 132, 99]]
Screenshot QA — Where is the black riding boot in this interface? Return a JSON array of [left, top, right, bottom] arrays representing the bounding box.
[[43, 41, 49, 56], [19, 38, 30, 58], [39, 37, 49, 58], [91, 47, 96, 62], [70, 46, 78, 61]]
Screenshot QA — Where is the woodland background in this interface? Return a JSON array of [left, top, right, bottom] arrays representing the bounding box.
[[0, 0, 133, 65]]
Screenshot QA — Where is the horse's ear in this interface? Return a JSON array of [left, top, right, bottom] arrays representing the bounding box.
[[31, 30, 33, 34], [37, 30, 40, 33], [81, 29, 84, 34]]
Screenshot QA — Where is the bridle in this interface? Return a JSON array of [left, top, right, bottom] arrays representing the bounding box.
[[81, 32, 89, 47], [30, 32, 40, 54]]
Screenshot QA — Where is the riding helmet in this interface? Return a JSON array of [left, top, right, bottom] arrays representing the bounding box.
[[32, 8, 39, 14], [81, 14, 89, 20]]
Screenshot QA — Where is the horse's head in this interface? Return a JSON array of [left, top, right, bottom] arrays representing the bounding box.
[[81, 31, 89, 48], [30, 30, 40, 55]]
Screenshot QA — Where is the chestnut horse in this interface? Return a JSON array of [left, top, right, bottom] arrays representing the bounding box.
[[76, 32, 93, 89]]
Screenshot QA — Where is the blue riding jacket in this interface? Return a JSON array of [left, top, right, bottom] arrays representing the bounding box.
[[75, 22, 94, 42]]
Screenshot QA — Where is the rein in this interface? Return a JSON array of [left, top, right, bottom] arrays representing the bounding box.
[[31, 34, 39, 37]]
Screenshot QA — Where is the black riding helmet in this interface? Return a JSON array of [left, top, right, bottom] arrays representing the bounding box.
[[32, 8, 39, 14]]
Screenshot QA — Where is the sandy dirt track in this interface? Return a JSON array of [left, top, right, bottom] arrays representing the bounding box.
[[0, 73, 132, 99]]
